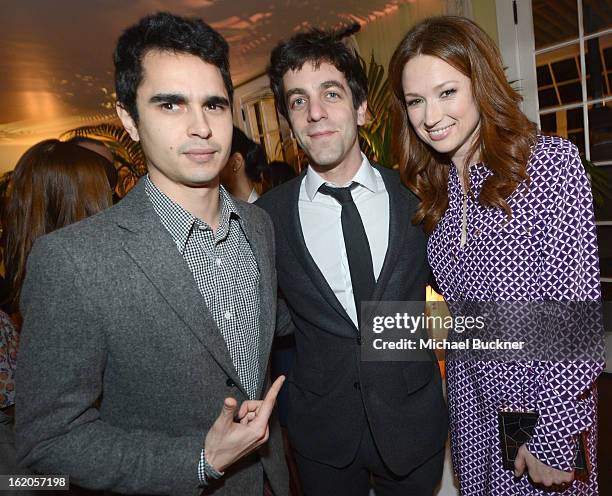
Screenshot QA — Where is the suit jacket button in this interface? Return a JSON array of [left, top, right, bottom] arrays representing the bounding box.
[[353, 381, 361, 390], [356, 337, 361, 345], [226, 378, 236, 387]]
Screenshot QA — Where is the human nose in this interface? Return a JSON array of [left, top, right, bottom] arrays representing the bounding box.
[[424, 101, 443, 128], [187, 109, 212, 139], [307, 98, 327, 122]]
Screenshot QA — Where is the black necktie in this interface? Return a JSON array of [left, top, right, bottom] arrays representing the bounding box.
[[319, 183, 376, 327]]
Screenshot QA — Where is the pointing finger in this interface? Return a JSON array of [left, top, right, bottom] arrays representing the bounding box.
[[255, 376, 285, 422]]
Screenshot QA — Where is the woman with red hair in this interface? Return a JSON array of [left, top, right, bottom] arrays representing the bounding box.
[[389, 16, 603, 495]]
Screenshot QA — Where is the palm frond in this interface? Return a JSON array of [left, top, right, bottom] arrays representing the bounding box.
[[358, 52, 396, 168]]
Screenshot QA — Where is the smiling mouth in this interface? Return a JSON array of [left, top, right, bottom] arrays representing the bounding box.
[[427, 124, 455, 136], [309, 130, 336, 139]]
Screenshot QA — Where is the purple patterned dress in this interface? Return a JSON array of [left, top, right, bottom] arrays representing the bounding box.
[[428, 136, 604, 495]]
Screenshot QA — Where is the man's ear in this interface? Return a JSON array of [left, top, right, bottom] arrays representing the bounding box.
[[116, 102, 140, 142], [356, 100, 368, 127], [230, 152, 244, 172]]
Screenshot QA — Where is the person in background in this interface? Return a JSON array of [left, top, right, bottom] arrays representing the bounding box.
[[1, 139, 113, 318], [0, 139, 112, 487], [220, 126, 267, 202], [67, 136, 120, 203], [389, 15, 604, 495]]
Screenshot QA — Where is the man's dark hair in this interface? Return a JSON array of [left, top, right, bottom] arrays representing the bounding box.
[[114, 12, 233, 122], [267, 27, 367, 121], [231, 127, 267, 183]]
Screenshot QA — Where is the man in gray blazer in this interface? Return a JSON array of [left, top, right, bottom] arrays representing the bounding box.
[[15, 13, 288, 495]]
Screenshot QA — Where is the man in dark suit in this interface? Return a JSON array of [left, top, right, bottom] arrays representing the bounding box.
[[15, 13, 288, 495], [257, 29, 448, 495]]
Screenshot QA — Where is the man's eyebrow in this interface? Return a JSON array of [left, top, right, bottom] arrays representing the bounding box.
[[285, 87, 306, 100], [204, 95, 230, 107], [320, 80, 346, 91], [148, 94, 230, 107], [149, 93, 187, 104], [285, 80, 346, 100]]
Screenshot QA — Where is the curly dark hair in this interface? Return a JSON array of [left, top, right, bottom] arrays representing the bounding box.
[[114, 12, 233, 122], [267, 27, 367, 121]]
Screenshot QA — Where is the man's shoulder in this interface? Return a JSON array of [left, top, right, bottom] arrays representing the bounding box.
[[232, 196, 273, 228], [369, 162, 419, 205], [31, 184, 146, 260], [370, 161, 400, 181]]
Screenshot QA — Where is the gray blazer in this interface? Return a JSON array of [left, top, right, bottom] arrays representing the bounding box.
[[15, 180, 289, 496]]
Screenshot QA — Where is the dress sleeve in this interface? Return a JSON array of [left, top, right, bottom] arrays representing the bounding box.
[[526, 141, 605, 470]]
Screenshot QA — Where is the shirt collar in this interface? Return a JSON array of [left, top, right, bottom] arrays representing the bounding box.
[[145, 175, 242, 253], [304, 153, 378, 201]]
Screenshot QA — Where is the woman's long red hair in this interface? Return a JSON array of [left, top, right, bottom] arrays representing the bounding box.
[[389, 16, 537, 233]]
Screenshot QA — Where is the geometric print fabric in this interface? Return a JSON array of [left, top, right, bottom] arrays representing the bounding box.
[[428, 136, 604, 495]]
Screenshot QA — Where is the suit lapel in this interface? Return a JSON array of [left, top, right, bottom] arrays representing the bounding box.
[[283, 173, 356, 333], [371, 165, 407, 301], [115, 181, 244, 394]]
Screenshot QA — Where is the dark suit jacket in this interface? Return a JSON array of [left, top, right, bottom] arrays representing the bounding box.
[[15, 180, 289, 496], [257, 164, 448, 475]]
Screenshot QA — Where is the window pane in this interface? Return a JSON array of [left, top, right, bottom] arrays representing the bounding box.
[[532, 0, 578, 49], [552, 58, 579, 82], [592, 165, 612, 221], [596, 226, 612, 278], [540, 108, 583, 153], [538, 87, 559, 108], [604, 45, 612, 70], [602, 282, 612, 302], [537, 65, 553, 85], [583, 0, 612, 36], [540, 113, 556, 133], [568, 130, 586, 155], [536, 43, 580, 109], [567, 107, 583, 129], [585, 33, 612, 101], [558, 82, 582, 105], [589, 104, 612, 161]]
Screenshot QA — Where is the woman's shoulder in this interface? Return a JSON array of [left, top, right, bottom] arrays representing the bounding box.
[[527, 134, 582, 184], [530, 134, 580, 165]]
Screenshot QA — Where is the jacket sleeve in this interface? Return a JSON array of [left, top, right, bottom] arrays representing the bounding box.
[[525, 143, 605, 471], [15, 235, 203, 495]]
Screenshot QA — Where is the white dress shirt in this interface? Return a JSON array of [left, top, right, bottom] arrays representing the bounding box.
[[247, 188, 259, 204], [299, 154, 390, 326]]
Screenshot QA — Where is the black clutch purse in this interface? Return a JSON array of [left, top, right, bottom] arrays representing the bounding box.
[[498, 410, 588, 474]]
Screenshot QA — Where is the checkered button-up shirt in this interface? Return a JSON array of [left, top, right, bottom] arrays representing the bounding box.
[[145, 176, 261, 398]]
